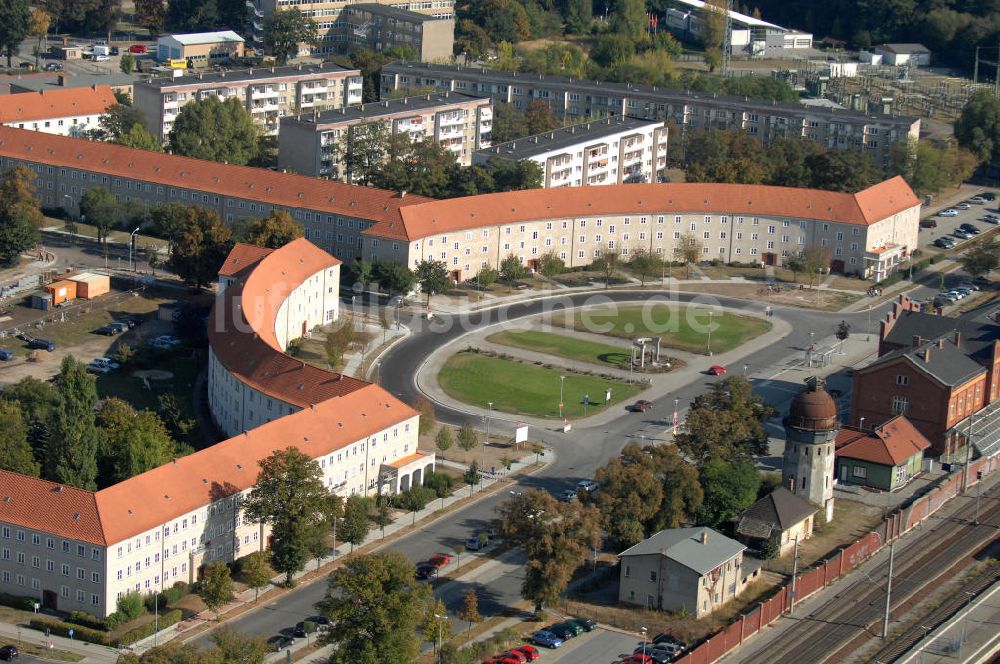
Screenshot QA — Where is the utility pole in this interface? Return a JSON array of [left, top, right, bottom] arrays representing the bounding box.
[[789, 535, 799, 615], [721, 0, 733, 76], [882, 539, 896, 639], [963, 414, 975, 491]]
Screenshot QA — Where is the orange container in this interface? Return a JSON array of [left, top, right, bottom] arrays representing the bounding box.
[[68, 272, 110, 299], [44, 279, 77, 305]]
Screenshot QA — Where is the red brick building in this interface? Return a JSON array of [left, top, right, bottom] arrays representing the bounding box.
[[850, 295, 1000, 459]]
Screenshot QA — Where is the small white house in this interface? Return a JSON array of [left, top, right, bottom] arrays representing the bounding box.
[[873, 44, 932, 67], [0, 86, 117, 137]]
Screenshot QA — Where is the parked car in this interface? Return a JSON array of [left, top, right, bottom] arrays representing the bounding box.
[[149, 335, 180, 349], [129, 44, 148, 53], [307, 615, 330, 628], [427, 553, 451, 568], [485, 656, 520, 664], [547, 622, 577, 640], [93, 54, 110, 62], [573, 616, 597, 631], [0, 349, 12, 361], [957, 282, 980, 292], [27, 338, 55, 351], [954, 287, 973, 297], [576, 480, 599, 493], [499, 650, 528, 663], [955, 202, 972, 210], [919, 219, 937, 228], [652, 633, 686, 649], [960, 223, 981, 234], [512, 645, 540, 661], [982, 192, 997, 201], [981, 214, 1000, 224], [86, 363, 112, 374], [267, 635, 294, 651], [44, 62, 62, 71], [557, 620, 585, 637], [109, 321, 130, 334], [968, 195, 988, 204], [530, 630, 563, 649], [95, 324, 121, 336], [933, 237, 956, 249], [110, 46, 120, 55], [466, 536, 486, 551], [415, 563, 438, 580], [938, 209, 959, 217], [953, 229, 974, 239], [624, 654, 655, 664], [557, 489, 578, 502], [947, 289, 966, 299], [707, 365, 727, 375], [0, 645, 17, 660], [630, 399, 653, 412]]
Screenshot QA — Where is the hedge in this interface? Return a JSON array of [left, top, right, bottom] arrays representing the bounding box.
[[29, 609, 183, 647], [0, 591, 36, 611], [66, 610, 109, 632]]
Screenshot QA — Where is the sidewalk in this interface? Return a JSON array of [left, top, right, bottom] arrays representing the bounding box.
[[0, 620, 120, 663]]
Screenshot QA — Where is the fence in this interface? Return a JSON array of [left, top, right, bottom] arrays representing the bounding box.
[[672, 453, 1000, 664]]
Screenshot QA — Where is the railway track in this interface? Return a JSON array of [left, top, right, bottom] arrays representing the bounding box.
[[741, 485, 1000, 664]]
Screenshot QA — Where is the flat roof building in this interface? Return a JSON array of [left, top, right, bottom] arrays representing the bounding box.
[[335, 4, 454, 62], [278, 91, 491, 178], [156, 31, 246, 66], [133, 62, 364, 141], [474, 117, 668, 188], [381, 61, 920, 167]]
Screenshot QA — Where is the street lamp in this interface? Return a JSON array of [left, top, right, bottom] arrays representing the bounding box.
[[128, 227, 140, 272], [331, 515, 338, 561], [673, 398, 679, 436], [743, 364, 749, 376], [559, 375, 566, 419], [433, 613, 446, 654], [641, 626, 648, 656], [706, 310, 714, 356], [483, 401, 493, 473]]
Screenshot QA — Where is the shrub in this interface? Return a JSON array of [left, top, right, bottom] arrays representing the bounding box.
[[0, 591, 36, 611], [163, 582, 187, 605], [116, 591, 146, 620], [67, 610, 109, 632], [116, 609, 182, 645], [392, 485, 437, 511], [423, 470, 453, 498], [29, 618, 109, 646]]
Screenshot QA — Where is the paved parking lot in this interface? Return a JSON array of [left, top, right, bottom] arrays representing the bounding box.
[[919, 193, 999, 250], [541, 627, 648, 663]]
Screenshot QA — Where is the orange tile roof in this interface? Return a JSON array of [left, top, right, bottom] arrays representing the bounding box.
[[208, 238, 373, 407], [0, 85, 117, 123], [374, 177, 920, 241], [217, 243, 273, 277], [94, 384, 414, 544], [0, 126, 432, 223], [389, 450, 432, 468], [0, 470, 106, 545], [835, 416, 930, 466]]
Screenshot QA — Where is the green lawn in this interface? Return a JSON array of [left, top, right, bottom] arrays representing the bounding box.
[[486, 329, 631, 368], [560, 304, 770, 355], [438, 352, 643, 419]]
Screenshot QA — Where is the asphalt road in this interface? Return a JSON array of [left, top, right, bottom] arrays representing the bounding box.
[[190, 291, 893, 648]]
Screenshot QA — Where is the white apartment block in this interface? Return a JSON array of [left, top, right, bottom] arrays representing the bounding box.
[[278, 91, 492, 178], [474, 117, 668, 188], [0, 86, 117, 138], [247, 0, 455, 56], [133, 63, 364, 141], [0, 239, 433, 618]]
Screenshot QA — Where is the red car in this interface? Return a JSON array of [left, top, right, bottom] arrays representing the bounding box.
[[129, 44, 147, 54], [500, 651, 527, 663], [708, 365, 727, 375], [513, 645, 540, 661], [630, 399, 653, 412], [428, 553, 452, 568], [624, 655, 654, 664]]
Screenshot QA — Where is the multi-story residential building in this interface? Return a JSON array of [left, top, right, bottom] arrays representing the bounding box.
[[0, 85, 117, 137], [0, 238, 433, 618], [0, 127, 918, 282], [278, 92, 492, 177], [156, 31, 246, 66], [247, 0, 454, 57], [333, 4, 454, 62], [850, 295, 1000, 460], [618, 527, 756, 617], [380, 62, 921, 167], [133, 63, 364, 141], [473, 117, 668, 188]]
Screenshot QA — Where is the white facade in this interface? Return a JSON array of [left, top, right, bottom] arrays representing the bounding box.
[[2, 111, 104, 137]]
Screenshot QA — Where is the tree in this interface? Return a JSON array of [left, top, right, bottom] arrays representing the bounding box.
[[198, 561, 234, 618], [119, 123, 162, 151], [538, 252, 565, 277], [3, 377, 53, 459], [157, 393, 195, 442], [475, 265, 498, 289], [955, 91, 1000, 165], [241, 447, 342, 585], [95, 398, 175, 485], [685, 129, 770, 184], [414, 259, 450, 303], [119, 51, 137, 74], [28, 7, 50, 69], [349, 259, 374, 290], [168, 96, 260, 166], [235, 210, 304, 248], [423, 470, 453, 498], [372, 260, 416, 295], [700, 0, 727, 71], [420, 598, 452, 653], [499, 253, 528, 284], [317, 551, 431, 664], [79, 187, 117, 246], [696, 457, 760, 528], [116, 641, 210, 664], [412, 396, 436, 436], [591, 34, 636, 68], [523, 100, 559, 135], [498, 489, 601, 611], [0, 164, 42, 267], [800, 244, 833, 286], [0, 0, 30, 68], [240, 551, 273, 602], [0, 400, 40, 477], [630, 249, 664, 286], [458, 588, 482, 633], [46, 357, 100, 490], [675, 376, 774, 466], [959, 239, 1000, 279], [463, 460, 482, 488], [610, 0, 646, 41], [336, 121, 394, 185], [165, 0, 218, 32], [835, 320, 851, 344], [167, 206, 233, 289], [591, 251, 620, 288], [457, 423, 478, 460], [210, 625, 270, 664], [91, 103, 148, 144], [263, 8, 319, 65], [803, 150, 880, 193], [676, 233, 703, 278], [435, 426, 453, 453], [134, 0, 165, 34], [340, 494, 370, 552]]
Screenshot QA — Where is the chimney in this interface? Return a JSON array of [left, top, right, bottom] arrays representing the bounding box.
[[922, 347, 932, 362], [700, 530, 708, 545], [911, 335, 922, 348], [954, 331, 961, 347]]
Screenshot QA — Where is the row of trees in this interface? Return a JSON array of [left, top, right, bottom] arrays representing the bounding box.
[[0, 164, 42, 267], [0, 359, 186, 490]]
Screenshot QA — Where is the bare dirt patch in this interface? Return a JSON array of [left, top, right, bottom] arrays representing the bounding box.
[[676, 282, 860, 311]]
